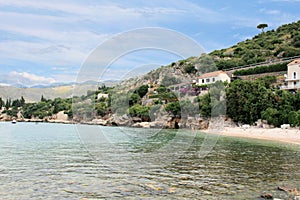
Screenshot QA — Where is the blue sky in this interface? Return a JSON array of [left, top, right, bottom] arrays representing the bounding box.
[[0, 0, 300, 86]]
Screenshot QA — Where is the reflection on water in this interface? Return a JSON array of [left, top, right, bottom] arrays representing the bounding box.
[[0, 122, 299, 199]]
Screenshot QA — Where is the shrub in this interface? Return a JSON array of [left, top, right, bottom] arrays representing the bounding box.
[[136, 85, 149, 98], [128, 104, 150, 121], [161, 76, 181, 86], [165, 101, 181, 117], [233, 62, 288, 76], [184, 64, 197, 74]]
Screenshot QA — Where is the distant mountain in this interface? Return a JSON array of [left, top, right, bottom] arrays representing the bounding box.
[[0, 79, 120, 102], [29, 79, 119, 88], [0, 82, 28, 88], [210, 20, 300, 69]]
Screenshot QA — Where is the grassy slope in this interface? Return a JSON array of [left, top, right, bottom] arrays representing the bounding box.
[[209, 20, 300, 70]]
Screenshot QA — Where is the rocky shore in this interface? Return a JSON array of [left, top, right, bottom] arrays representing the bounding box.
[[0, 113, 212, 129], [2, 111, 300, 146]]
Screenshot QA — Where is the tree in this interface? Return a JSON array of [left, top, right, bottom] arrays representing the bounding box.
[[196, 94, 211, 118], [226, 80, 274, 124], [5, 99, 11, 110], [41, 95, 46, 102], [12, 99, 21, 108], [261, 108, 281, 127], [129, 93, 140, 106], [257, 23, 268, 33], [95, 102, 108, 117], [184, 64, 197, 74], [128, 104, 150, 121], [0, 97, 4, 108], [136, 85, 149, 98], [288, 110, 300, 127], [20, 96, 25, 106], [165, 101, 181, 117]]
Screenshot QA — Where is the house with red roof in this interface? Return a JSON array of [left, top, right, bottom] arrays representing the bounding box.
[[197, 70, 230, 85]]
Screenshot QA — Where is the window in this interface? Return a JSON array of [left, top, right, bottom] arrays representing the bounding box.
[[202, 79, 204, 83], [212, 78, 215, 82], [206, 78, 210, 83], [294, 72, 297, 79], [294, 81, 297, 85]]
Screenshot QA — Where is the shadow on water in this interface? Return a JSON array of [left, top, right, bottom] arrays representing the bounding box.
[[166, 134, 300, 199]]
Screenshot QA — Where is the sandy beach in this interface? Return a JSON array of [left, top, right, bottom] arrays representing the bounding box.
[[204, 127, 300, 145]]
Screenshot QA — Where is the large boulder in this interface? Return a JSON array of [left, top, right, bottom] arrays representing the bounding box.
[[56, 111, 68, 121], [107, 114, 132, 126], [132, 122, 151, 128], [198, 118, 209, 130], [91, 118, 108, 126]]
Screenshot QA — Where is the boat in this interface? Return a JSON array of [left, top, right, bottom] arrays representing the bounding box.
[[12, 119, 17, 124]]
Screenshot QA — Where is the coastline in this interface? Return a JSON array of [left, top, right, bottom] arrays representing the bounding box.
[[204, 127, 300, 146], [2, 119, 300, 146]]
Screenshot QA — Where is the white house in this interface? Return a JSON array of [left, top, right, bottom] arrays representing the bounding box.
[[197, 70, 230, 85], [97, 93, 109, 100], [282, 59, 300, 90]]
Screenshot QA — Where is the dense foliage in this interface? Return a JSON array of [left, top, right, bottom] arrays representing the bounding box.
[[226, 79, 300, 127], [22, 97, 72, 119], [233, 62, 288, 76]]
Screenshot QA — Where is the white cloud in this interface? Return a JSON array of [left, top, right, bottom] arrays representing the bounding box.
[[0, 0, 191, 71], [0, 0, 299, 86], [260, 8, 281, 15], [0, 71, 56, 86], [11, 71, 55, 83]]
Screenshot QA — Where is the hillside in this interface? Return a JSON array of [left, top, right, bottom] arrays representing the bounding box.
[[117, 54, 217, 92], [210, 20, 300, 69], [117, 21, 300, 92]]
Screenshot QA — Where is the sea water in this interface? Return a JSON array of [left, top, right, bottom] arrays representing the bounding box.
[[0, 122, 299, 199]]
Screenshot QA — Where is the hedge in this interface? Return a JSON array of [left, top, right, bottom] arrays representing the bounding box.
[[233, 62, 288, 76]]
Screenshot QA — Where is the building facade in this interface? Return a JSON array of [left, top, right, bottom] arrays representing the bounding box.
[[283, 59, 300, 90], [197, 70, 230, 85]]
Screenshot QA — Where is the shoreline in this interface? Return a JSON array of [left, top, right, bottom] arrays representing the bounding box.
[[204, 127, 300, 146], [2, 120, 300, 146]]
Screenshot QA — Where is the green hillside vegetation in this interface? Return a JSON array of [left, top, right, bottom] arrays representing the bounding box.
[[226, 77, 300, 127], [233, 62, 288, 76], [0, 96, 72, 119], [2, 76, 300, 127], [210, 20, 300, 69]]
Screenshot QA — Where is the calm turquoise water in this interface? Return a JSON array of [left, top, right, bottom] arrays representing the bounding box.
[[0, 122, 299, 199]]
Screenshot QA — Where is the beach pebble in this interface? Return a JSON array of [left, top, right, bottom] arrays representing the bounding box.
[[294, 196, 300, 200], [261, 193, 273, 199], [203, 191, 212, 195], [167, 187, 177, 193], [236, 185, 245, 190]]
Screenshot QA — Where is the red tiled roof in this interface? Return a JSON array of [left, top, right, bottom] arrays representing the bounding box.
[[199, 70, 227, 79], [288, 59, 300, 66]]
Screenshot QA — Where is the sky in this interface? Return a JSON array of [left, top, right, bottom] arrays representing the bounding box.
[[0, 0, 300, 87]]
